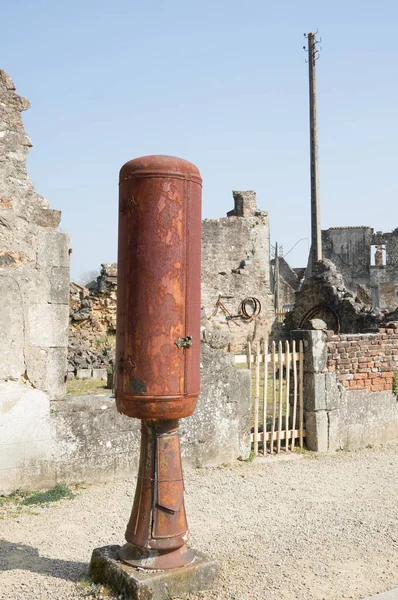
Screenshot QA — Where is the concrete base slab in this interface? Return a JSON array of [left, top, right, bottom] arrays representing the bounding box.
[[89, 545, 220, 600], [362, 588, 398, 600]]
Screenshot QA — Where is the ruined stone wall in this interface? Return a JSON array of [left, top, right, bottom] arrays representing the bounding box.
[[322, 226, 398, 310], [0, 71, 70, 397], [289, 259, 389, 335], [201, 191, 274, 351], [1, 341, 251, 493], [68, 264, 116, 378], [271, 256, 301, 310], [0, 70, 70, 490], [327, 325, 398, 392]]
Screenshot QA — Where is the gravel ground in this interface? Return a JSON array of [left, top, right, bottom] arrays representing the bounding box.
[[0, 445, 397, 600]]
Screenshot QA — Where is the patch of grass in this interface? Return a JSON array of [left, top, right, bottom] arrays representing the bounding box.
[[0, 487, 64, 520], [292, 445, 309, 454], [77, 577, 117, 598], [67, 377, 108, 396], [393, 373, 398, 397], [0, 488, 29, 506], [21, 484, 75, 506], [244, 451, 256, 463]]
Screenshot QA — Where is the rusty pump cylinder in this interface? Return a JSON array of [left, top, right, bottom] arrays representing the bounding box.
[[115, 155, 202, 570]]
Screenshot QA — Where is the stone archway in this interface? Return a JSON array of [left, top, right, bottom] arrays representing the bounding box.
[[300, 304, 340, 334]]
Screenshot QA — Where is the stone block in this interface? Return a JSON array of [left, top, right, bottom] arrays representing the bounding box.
[[325, 372, 341, 411], [27, 304, 69, 347], [304, 410, 329, 452], [303, 372, 326, 411], [24, 346, 66, 399], [0, 276, 25, 379], [36, 230, 70, 268], [293, 330, 328, 373], [327, 410, 340, 452], [90, 545, 220, 600], [92, 368, 107, 380], [50, 266, 70, 304], [32, 208, 61, 228], [24, 346, 48, 389], [45, 347, 67, 399], [76, 368, 92, 379]]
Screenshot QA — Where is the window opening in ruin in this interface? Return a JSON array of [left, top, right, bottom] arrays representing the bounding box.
[[370, 244, 386, 266]]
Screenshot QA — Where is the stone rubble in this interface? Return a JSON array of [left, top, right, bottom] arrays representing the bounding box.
[[68, 264, 117, 378]]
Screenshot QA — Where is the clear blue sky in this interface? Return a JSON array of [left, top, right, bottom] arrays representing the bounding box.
[[2, 0, 397, 280]]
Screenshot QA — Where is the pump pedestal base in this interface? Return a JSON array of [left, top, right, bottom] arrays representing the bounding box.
[[118, 542, 196, 570], [90, 545, 219, 600]]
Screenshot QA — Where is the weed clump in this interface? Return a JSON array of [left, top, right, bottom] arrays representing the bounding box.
[[21, 484, 75, 506]]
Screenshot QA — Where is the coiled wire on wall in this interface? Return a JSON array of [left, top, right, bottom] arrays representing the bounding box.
[[238, 297, 261, 321]]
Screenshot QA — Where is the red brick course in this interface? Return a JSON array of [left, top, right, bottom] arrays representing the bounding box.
[[327, 325, 398, 391]]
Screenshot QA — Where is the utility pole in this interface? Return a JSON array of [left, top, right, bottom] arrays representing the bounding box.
[[305, 31, 322, 267], [274, 242, 280, 313]]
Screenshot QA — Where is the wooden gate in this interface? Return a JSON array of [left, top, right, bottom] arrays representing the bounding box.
[[235, 340, 305, 455]]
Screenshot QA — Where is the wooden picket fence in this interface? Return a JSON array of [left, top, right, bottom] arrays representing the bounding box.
[[235, 340, 305, 455]]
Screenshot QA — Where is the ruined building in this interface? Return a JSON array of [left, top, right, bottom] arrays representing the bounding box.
[[290, 225, 398, 334], [270, 255, 303, 311], [322, 226, 398, 310], [201, 191, 275, 351]]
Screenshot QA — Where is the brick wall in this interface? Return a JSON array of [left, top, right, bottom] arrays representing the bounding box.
[[327, 324, 398, 391]]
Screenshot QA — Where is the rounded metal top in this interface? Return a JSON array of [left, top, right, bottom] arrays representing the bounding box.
[[119, 155, 202, 185]]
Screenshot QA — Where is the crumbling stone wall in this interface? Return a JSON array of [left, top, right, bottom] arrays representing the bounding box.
[[1, 340, 251, 493], [290, 259, 386, 334], [0, 71, 69, 397], [0, 70, 70, 491], [271, 256, 302, 310], [201, 191, 274, 351], [68, 264, 116, 378], [322, 226, 398, 310]]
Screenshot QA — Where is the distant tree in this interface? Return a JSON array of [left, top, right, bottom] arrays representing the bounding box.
[[77, 270, 100, 287]]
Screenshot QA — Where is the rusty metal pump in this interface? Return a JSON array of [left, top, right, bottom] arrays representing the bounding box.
[[115, 155, 202, 570]]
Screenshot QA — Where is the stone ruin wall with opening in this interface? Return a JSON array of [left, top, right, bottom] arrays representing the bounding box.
[[322, 226, 398, 311]]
